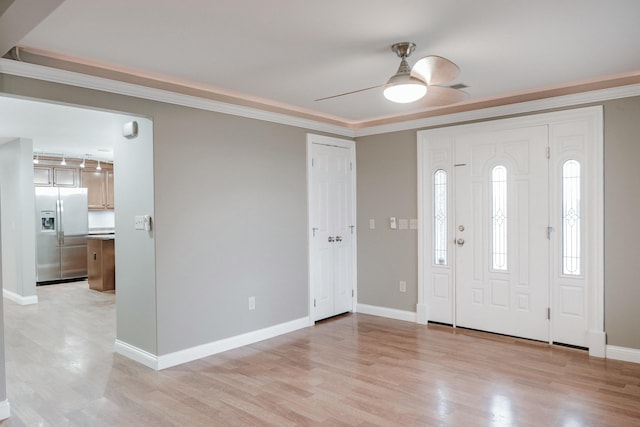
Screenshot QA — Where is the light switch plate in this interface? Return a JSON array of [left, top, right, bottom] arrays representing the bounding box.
[[134, 215, 145, 230], [369, 219, 376, 229], [399, 281, 407, 293], [399, 219, 409, 230], [410, 219, 418, 230]]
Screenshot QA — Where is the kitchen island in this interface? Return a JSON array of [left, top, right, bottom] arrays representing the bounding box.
[[87, 234, 115, 292]]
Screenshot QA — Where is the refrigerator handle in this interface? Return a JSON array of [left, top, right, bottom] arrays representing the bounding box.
[[57, 199, 64, 245]]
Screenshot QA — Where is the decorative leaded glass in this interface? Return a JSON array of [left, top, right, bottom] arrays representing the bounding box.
[[433, 170, 447, 265], [492, 165, 508, 271], [562, 160, 581, 275]]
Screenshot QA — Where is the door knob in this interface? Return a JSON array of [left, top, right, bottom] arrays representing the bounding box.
[[456, 238, 465, 246], [328, 236, 335, 242]]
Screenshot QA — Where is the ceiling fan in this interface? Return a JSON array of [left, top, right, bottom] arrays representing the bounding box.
[[315, 42, 468, 105]]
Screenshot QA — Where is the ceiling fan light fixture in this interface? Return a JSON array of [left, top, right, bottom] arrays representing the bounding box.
[[383, 74, 427, 103], [384, 44, 427, 103]]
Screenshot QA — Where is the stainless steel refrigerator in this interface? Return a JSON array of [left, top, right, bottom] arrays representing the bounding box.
[[35, 187, 89, 283]]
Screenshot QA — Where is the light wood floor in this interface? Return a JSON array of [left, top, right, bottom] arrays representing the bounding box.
[[1, 282, 640, 426]]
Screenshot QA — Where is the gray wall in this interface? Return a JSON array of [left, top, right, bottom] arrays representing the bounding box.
[[356, 97, 640, 350], [602, 97, 640, 349], [113, 117, 157, 354], [0, 138, 36, 299], [152, 106, 309, 354], [356, 130, 418, 312]]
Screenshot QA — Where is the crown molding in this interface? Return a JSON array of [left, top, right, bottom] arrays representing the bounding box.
[[3, 58, 640, 139], [0, 59, 356, 138], [354, 83, 640, 137]]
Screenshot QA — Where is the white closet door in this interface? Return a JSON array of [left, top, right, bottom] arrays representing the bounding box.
[[309, 140, 354, 322]]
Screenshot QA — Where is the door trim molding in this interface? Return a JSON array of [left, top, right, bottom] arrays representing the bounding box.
[[306, 134, 357, 322], [417, 106, 604, 356]]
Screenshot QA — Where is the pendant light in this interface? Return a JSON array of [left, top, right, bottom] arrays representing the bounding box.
[[80, 156, 86, 168], [60, 155, 67, 166], [96, 160, 102, 171], [33, 152, 39, 164]]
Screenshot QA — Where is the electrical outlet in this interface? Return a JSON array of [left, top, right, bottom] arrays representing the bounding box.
[[399, 281, 407, 293], [248, 296, 255, 310]]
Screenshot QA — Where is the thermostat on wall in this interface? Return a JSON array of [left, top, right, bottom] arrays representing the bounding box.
[[123, 120, 138, 139]]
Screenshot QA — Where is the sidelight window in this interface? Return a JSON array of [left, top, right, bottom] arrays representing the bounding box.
[[433, 169, 448, 265], [491, 165, 508, 271], [562, 160, 581, 275]]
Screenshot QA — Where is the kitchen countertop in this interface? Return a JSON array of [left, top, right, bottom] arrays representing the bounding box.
[[87, 234, 115, 240], [88, 228, 115, 235]]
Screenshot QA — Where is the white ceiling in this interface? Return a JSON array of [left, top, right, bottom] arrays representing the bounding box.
[[2, 0, 640, 156], [0, 96, 134, 161]]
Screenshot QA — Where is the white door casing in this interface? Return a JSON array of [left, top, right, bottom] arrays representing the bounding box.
[[307, 134, 356, 322], [417, 107, 604, 356]]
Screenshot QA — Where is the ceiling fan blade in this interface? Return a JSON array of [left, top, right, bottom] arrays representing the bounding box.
[[419, 85, 469, 107], [314, 84, 384, 101], [411, 55, 460, 85]]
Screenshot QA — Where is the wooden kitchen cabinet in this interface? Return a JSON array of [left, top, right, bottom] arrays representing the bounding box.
[[81, 164, 114, 210], [34, 166, 78, 187], [34, 158, 114, 208], [87, 237, 115, 292]]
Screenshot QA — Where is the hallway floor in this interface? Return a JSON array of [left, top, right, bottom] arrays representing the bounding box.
[[1, 282, 640, 425]]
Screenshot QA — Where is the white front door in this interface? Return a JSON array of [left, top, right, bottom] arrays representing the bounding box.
[[418, 108, 604, 354], [308, 135, 355, 322], [454, 126, 550, 341]]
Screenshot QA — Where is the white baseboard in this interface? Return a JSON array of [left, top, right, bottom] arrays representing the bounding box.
[[357, 303, 417, 323], [2, 289, 38, 305], [607, 345, 640, 364], [115, 317, 311, 371], [0, 399, 10, 420], [114, 340, 159, 370], [157, 316, 310, 370]]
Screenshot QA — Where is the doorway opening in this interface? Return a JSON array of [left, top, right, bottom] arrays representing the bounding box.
[[0, 94, 155, 415]]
